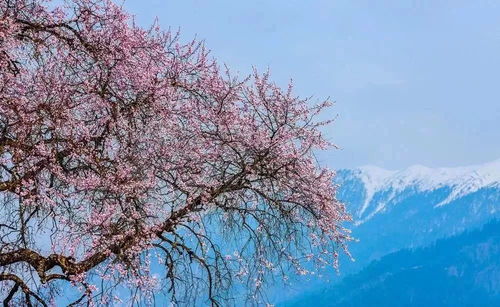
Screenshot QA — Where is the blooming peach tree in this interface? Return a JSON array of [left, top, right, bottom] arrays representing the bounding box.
[[0, 0, 351, 305]]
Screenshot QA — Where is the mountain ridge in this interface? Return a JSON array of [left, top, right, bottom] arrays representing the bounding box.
[[270, 159, 500, 305], [283, 219, 500, 307], [337, 158, 500, 224]]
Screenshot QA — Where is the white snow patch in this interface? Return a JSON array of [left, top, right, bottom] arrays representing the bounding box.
[[356, 165, 395, 217], [352, 158, 500, 216]]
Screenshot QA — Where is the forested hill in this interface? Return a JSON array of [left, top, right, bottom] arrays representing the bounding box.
[[284, 219, 500, 307]]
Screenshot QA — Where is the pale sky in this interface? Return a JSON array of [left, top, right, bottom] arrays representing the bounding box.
[[124, 0, 500, 170]]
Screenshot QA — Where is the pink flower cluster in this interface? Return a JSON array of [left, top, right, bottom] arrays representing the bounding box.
[[0, 0, 351, 302]]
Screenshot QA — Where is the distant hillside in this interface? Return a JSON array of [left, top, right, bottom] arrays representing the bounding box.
[[271, 160, 500, 303], [283, 220, 500, 307], [336, 160, 500, 271], [339, 159, 500, 224]]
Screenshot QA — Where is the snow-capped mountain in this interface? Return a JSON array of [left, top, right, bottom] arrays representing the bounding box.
[[335, 158, 500, 268], [337, 158, 500, 225], [276, 159, 500, 305]]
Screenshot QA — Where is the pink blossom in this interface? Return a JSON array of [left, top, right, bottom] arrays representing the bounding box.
[[0, 0, 351, 305]]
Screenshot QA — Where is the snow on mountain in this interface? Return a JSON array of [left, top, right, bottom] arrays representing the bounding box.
[[276, 160, 500, 304], [326, 158, 500, 281], [339, 158, 500, 224]]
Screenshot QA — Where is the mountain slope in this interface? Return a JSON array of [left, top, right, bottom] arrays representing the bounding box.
[[273, 159, 500, 304], [336, 159, 500, 269], [284, 219, 500, 307], [338, 158, 500, 224]]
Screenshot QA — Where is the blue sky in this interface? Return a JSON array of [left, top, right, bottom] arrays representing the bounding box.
[[124, 0, 500, 170]]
